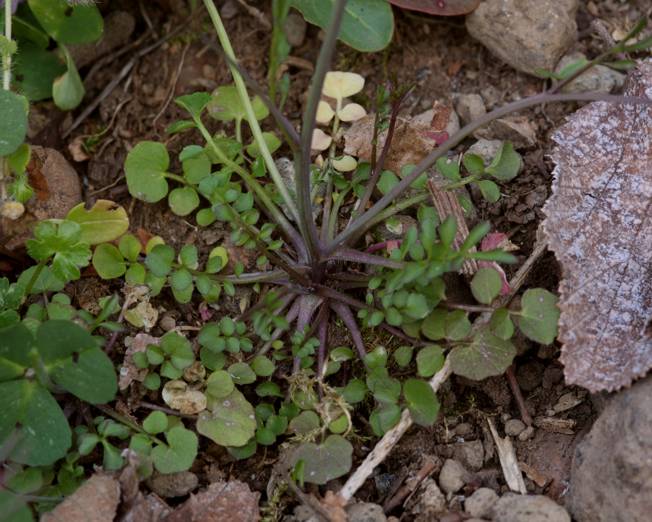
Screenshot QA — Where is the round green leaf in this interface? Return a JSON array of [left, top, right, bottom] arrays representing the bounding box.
[[125, 141, 170, 203], [449, 329, 516, 380], [369, 403, 401, 436], [67, 201, 129, 245], [403, 378, 440, 426], [477, 179, 501, 203], [52, 49, 84, 110], [515, 289, 560, 345], [207, 85, 268, 122], [290, 435, 353, 485], [486, 142, 522, 181], [228, 362, 256, 385], [151, 425, 198, 474], [168, 187, 200, 216], [197, 389, 256, 447], [0, 380, 71, 466], [92, 244, 126, 280], [28, 0, 103, 44], [206, 370, 234, 399], [290, 0, 394, 52], [490, 308, 514, 340], [393, 345, 413, 368], [145, 244, 175, 277], [416, 345, 444, 377], [143, 411, 168, 434], [0, 90, 28, 156], [471, 267, 503, 304], [251, 355, 275, 377]]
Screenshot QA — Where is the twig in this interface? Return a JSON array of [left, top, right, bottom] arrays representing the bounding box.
[[139, 401, 197, 420], [152, 42, 191, 126], [382, 456, 438, 513], [505, 365, 533, 426], [235, 0, 271, 30], [338, 357, 452, 502], [487, 417, 527, 494]]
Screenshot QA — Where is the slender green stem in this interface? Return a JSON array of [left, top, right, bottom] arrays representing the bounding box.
[[326, 91, 652, 254], [202, 0, 300, 224], [164, 172, 188, 184], [328, 188, 350, 240], [444, 174, 480, 190]]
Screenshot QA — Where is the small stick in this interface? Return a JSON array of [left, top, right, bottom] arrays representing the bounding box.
[[505, 365, 533, 426], [338, 358, 452, 502], [382, 456, 438, 513]]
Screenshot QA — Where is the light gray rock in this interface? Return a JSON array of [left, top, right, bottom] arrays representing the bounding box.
[[568, 375, 652, 522], [468, 139, 503, 164], [147, 471, 198, 498], [455, 93, 487, 125], [439, 459, 471, 494], [408, 478, 447, 518], [465, 487, 499, 518], [466, 0, 579, 76], [347, 502, 387, 522], [475, 117, 536, 148], [505, 419, 526, 437], [452, 440, 485, 471], [555, 52, 626, 93], [493, 494, 570, 522]]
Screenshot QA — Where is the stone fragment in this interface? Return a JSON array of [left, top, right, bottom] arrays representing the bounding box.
[[555, 52, 625, 93], [466, 0, 578, 76], [568, 376, 652, 522], [439, 459, 471, 494], [493, 494, 571, 522], [465, 487, 499, 519]]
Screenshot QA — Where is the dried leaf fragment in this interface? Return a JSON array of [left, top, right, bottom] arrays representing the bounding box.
[[542, 60, 652, 392]]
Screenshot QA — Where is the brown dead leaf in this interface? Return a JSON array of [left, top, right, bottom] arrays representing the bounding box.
[[120, 333, 159, 390], [165, 480, 260, 522], [542, 60, 652, 392], [41, 474, 120, 522]]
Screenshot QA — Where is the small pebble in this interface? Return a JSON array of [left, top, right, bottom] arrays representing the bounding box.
[[518, 426, 535, 441], [284, 11, 307, 47], [505, 419, 526, 437], [439, 459, 470, 494], [465, 487, 499, 519], [159, 315, 176, 332], [454, 422, 474, 437]]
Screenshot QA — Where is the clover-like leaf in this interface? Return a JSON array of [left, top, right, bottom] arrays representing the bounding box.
[[145, 244, 175, 277], [0, 380, 71, 466], [38, 320, 117, 403], [151, 425, 198, 474], [403, 378, 440, 426], [369, 403, 401, 436], [197, 389, 256, 447], [143, 411, 168, 435], [515, 288, 560, 345], [477, 179, 500, 203], [66, 200, 129, 245], [26, 220, 91, 282], [125, 141, 170, 203], [290, 435, 353, 485], [449, 328, 516, 380], [471, 267, 502, 304]]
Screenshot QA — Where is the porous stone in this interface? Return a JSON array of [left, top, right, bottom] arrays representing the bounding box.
[[555, 52, 626, 93], [408, 478, 447, 519], [346, 502, 387, 522], [467, 139, 502, 164], [465, 487, 499, 518], [493, 494, 571, 522], [455, 93, 487, 125], [568, 375, 652, 522], [505, 419, 526, 437], [466, 0, 579, 76], [439, 459, 471, 494], [148, 471, 198, 498], [452, 440, 485, 471]]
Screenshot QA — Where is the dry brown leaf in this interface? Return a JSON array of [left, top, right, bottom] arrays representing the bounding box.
[[120, 333, 160, 390], [165, 480, 260, 522], [41, 474, 120, 522], [542, 60, 652, 392]]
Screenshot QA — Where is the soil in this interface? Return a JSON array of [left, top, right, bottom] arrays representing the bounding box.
[[7, 0, 648, 519]]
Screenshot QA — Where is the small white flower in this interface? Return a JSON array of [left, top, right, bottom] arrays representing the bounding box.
[[323, 71, 365, 101], [316, 100, 335, 125], [338, 102, 367, 122], [332, 155, 358, 172], [311, 128, 332, 151]]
